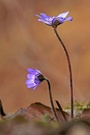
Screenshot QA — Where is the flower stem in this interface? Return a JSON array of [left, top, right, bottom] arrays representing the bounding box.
[[55, 100, 67, 121], [45, 78, 59, 121], [53, 28, 74, 119], [0, 99, 6, 117]]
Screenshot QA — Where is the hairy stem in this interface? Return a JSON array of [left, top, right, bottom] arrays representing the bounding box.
[[45, 78, 59, 121], [53, 28, 74, 119]]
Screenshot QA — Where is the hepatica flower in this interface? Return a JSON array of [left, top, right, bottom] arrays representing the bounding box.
[[25, 68, 45, 90], [35, 11, 73, 28], [25, 68, 59, 121]]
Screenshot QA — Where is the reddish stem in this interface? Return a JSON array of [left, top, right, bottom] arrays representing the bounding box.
[[53, 28, 74, 119], [45, 78, 59, 121]]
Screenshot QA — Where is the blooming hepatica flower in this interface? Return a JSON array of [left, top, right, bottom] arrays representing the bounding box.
[[25, 68, 45, 90], [35, 11, 73, 28]]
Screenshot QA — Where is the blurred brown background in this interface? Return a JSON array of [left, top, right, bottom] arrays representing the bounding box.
[[0, 0, 90, 113]]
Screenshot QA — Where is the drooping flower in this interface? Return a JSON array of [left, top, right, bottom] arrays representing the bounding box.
[[25, 68, 45, 90], [35, 11, 73, 28], [25, 68, 59, 121]]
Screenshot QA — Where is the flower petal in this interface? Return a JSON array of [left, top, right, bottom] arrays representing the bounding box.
[[27, 68, 38, 75], [57, 11, 69, 18], [52, 17, 65, 24], [26, 84, 35, 88], [40, 13, 50, 19], [64, 17, 73, 21], [33, 85, 39, 90], [35, 77, 41, 84], [35, 13, 54, 26], [25, 79, 34, 85], [35, 69, 41, 74], [27, 74, 35, 79], [38, 19, 48, 24], [38, 20, 52, 25], [35, 13, 49, 21]]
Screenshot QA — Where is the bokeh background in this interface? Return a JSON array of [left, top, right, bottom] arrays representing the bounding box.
[[0, 0, 90, 113]]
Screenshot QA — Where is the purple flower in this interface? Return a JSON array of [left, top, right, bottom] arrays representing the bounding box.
[[35, 11, 73, 28], [25, 68, 45, 90]]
